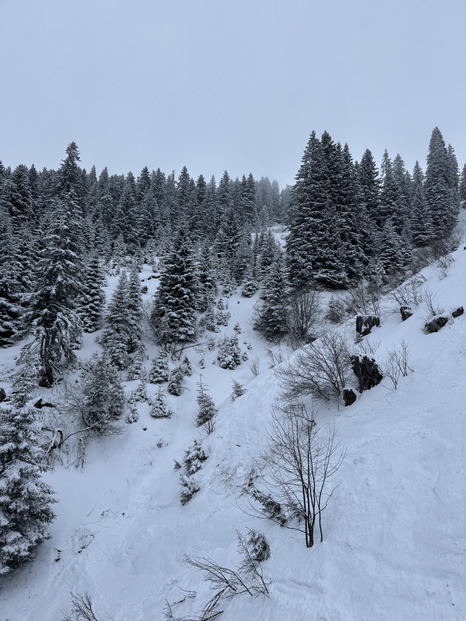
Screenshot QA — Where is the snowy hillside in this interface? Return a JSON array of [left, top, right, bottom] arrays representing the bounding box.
[[1, 245, 466, 621]]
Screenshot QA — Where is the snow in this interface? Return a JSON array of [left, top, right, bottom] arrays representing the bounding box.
[[1, 248, 466, 620]]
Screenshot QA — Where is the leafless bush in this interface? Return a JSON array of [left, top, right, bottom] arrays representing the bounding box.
[[262, 402, 345, 547], [382, 339, 413, 390], [275, 331, 351, 401], [388, 274, 426, 308], [165, 531, 270, 620], [423, 286, 443, 318], [343, 282, 381, 317], [436, 254, 453, 279], [356, 339, 381, 357], [61, 592, 109, 621], [249, 357, 260, 376], [286, 290, 320, 349], [266, 349, 284, 369]]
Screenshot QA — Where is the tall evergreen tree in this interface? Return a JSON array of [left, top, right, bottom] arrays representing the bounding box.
[[151, 229, 198, 345], [78, 255, 106, 332], [101, 270, 131, 369], [411, 162, 433, 247], [425, 127, 459, 238], [253, 258, 289, 342], [29, 194, 84, 386]]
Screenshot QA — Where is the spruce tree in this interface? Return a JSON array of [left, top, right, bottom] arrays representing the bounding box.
[[151, 229, 198, 345], [126, 265, 143, 353], [459, 164, 466, 202], [425, 127, 459, 238], [101, 270, 131, 369], [253, 259, 289, 342], [150, 388, 172, 418], [148, 350, 170, 384], [0, 405, 56, 575], [411, 162, 433, 247], [196, 378, 217, 433], [78, 255, 106, 333], [29, 195, 84, 386]]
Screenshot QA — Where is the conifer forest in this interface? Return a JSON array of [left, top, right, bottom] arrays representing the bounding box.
[[0, 127, 465, 620]]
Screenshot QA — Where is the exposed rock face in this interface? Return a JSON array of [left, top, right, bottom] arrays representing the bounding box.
[[356, 315, 380, 336], [452, 306, 464, 318], [343, 388, 357, 406], [0, 387, 6, 403], [351, 355, 383, 393], [400, 305, 413, 321], [425, 316, 449, 333]]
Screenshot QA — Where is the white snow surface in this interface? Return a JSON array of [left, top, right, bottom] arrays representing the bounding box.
[[1, 249, 466, 621]]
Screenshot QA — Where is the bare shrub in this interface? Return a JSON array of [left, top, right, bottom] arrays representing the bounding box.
[[165, 531, 270, 620], [436, 254, 453, 279], [262, 402, 345, 548], [389, 274, 426, 308], [266, 349, 284, 369], [423, 286, 443, 318], [62, 592, 108, 621], [382, 339, 413, 390], [286, 290, 320, 348], [343, 282, 381, 317], [249, 357, 260, 376], [356, 338, 381, 357], [275, 331, 351, 401]]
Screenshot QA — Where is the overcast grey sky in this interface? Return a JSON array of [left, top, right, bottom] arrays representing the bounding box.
[[0, 0, 465, 187]]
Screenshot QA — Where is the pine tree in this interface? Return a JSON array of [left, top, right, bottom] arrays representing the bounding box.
[[77, 355, 125, 433], [101, 271, 131, 369], [196, 378, 217, 433], [411, 162, 433, 247], [148, 350, 170, 384], [0, 405, 56, 575], [78, 255, 106, 332], [126, 265, 143, 353], [253, 259, 289, 342], [150, 388, 172, 418], [425, 127, 459, 238], [151, 229, 198, 346], [459, 164, 466, 202], [29, 195, 84, 386]]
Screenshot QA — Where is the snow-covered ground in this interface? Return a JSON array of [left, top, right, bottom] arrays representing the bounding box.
[[1, 245, 466, 620]]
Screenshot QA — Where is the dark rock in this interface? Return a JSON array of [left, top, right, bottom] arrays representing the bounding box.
[[425, 316, 449, 333], [356, 315, 380, 336], [0, 387, 6, 403], [351, 355, 383, 392], [34, 398, 55, 409], [400, 305, 413, 321], [452, 306, 464, 318], [343, 388, 357, 406]]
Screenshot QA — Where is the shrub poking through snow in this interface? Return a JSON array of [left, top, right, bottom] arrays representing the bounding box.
[[231, 380, 247, 401], [245, 528, 271, 563], [150, 388, 173, 419], [217, 335, 242, 370], [179, 475, 200, 505]]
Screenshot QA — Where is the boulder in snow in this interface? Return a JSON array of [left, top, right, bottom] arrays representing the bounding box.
[[356, 315, 380, 336], [351, 355, 383, 392], [400, 305, 413, 321], [424, 315, 449, 333]]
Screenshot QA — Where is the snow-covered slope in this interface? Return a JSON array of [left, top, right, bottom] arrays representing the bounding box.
[[1, 248, 466, 621]]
